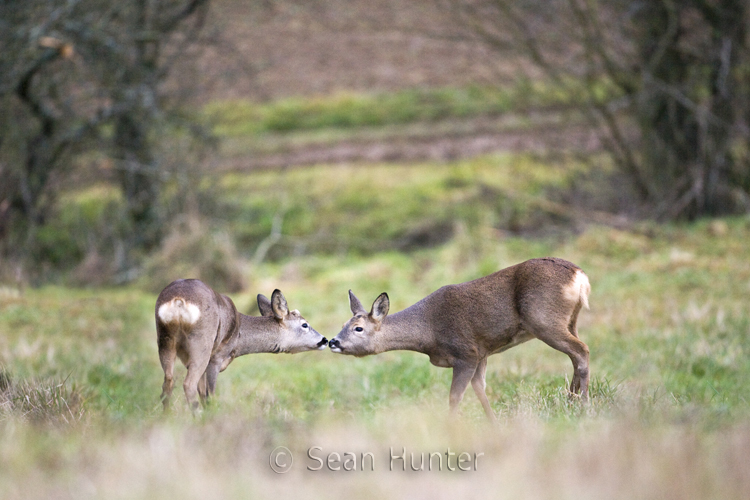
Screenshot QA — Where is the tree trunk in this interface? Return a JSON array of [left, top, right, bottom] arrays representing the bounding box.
[[113, 0, 164, 257], [114, 112, 161, 253]]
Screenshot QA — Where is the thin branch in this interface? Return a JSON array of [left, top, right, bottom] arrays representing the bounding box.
[[156, 2, 209, 81], [253, 210, 285, 266], [646, 75, 739, 133], [492, 1, 564, 82], [16, 48, 62, 134], [158, 0, 211, 33], [644, 0, 680, 74], [567, 0, 636, 93], [592, 101, 653, 201]]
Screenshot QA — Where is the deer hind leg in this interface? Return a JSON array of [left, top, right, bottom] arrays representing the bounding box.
[[470, 358, 497, 423], [183, 360, 211, 412], [529, 321, 590, 401], [157, 325, 177, 412], [449, 361, 479, 415], [568, 301, 583, 338], [565, 303, 588, 397], [182, 338, 213, 413]]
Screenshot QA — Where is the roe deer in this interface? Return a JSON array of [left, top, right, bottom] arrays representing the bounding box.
[[329, 258, 591, 421], [156, 279, 327, 411]]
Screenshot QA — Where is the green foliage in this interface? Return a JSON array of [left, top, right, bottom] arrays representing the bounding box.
[[27, 186, 123, 268]]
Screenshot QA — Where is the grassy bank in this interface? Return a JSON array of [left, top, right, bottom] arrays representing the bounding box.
[[39, 154, 598, 281]]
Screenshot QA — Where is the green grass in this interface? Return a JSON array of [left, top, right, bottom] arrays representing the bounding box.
[[215, 155, 588, 259], [203, 79, 611, 138], [2, 162, 750, 498], [37, 153, 590, 277], [5, 218, 750, 424]]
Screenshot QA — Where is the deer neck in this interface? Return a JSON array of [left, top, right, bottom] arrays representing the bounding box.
[[377, 303, 434, 355], [232, 315, 283, 356]]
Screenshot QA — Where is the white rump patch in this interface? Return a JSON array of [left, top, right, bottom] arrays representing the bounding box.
[[158, 298, 201, 325], [562, 270, 591, 309]]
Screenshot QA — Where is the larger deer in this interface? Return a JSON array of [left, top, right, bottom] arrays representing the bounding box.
[[329, 257, 591, 421], [156, 279, 327, 411]]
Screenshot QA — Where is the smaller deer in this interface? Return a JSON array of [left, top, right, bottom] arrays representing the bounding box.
[[329, 258, 591, 421], [156, 279, 327, 411]]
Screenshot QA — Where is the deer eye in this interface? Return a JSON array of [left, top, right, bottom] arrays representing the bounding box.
[[302, 323, 309, 329], [354, 327, 364, 332]]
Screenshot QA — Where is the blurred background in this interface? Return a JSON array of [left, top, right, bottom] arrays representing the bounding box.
[[1, 2, 750, 499], [1, 0, 748, 288]]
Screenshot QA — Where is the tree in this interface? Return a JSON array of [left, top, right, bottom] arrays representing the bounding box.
[[450, 0, 750, 219], [0, 0, 211, 269]]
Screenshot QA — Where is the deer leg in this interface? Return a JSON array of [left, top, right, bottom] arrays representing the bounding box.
[[205, 362, 221, 399], [449, 361, 478, 415], [157, 327, 177, 412], [183, 348, 212, 413], [197, 363, 219, 406], [568, 301, 583, 339], [532, 324, 590, 401], [471, 358, 497, 422], [198, 372, 208, 403]]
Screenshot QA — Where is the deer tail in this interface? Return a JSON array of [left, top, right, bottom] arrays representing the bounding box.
[[157, 298, 201, 325]]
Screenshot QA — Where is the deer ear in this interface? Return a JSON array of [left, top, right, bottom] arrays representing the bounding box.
[[257, 294, 273, 317], [370, 293, 390, 323], [349, 290, 367, 316], [271, 289, 289, 320]]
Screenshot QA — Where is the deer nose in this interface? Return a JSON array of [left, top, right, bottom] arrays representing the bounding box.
[[317, 337, 328, 347], [329, 338, 340, 349]]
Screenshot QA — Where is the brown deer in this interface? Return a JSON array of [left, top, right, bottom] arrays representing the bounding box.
[[328, 258, 591, 421], [155, 279, 327, 411]]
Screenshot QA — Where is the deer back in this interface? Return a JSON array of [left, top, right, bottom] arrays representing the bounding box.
[[156, 279, 241, 348]]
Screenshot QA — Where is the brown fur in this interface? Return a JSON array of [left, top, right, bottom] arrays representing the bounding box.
[[155, 279, 326, 411], [330, 258, 591, 421]]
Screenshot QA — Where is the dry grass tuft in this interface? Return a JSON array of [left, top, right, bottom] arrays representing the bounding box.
[[0, 368, 87, 425]]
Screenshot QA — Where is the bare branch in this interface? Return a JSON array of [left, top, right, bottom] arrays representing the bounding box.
[[158, 0, 211, 33]]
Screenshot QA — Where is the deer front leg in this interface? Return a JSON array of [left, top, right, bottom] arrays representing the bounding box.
[[471, 358, 497, 422], [204, 361, 221, 400], [449, 361, 478, 415], [198, 372, 208, 403]]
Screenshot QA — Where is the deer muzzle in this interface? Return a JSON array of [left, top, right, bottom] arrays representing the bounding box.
[[328, 338, 342, 352]]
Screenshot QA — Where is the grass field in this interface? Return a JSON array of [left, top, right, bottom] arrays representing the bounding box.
[[203, 81, 594, 137], [2, 159, 750, 498]]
